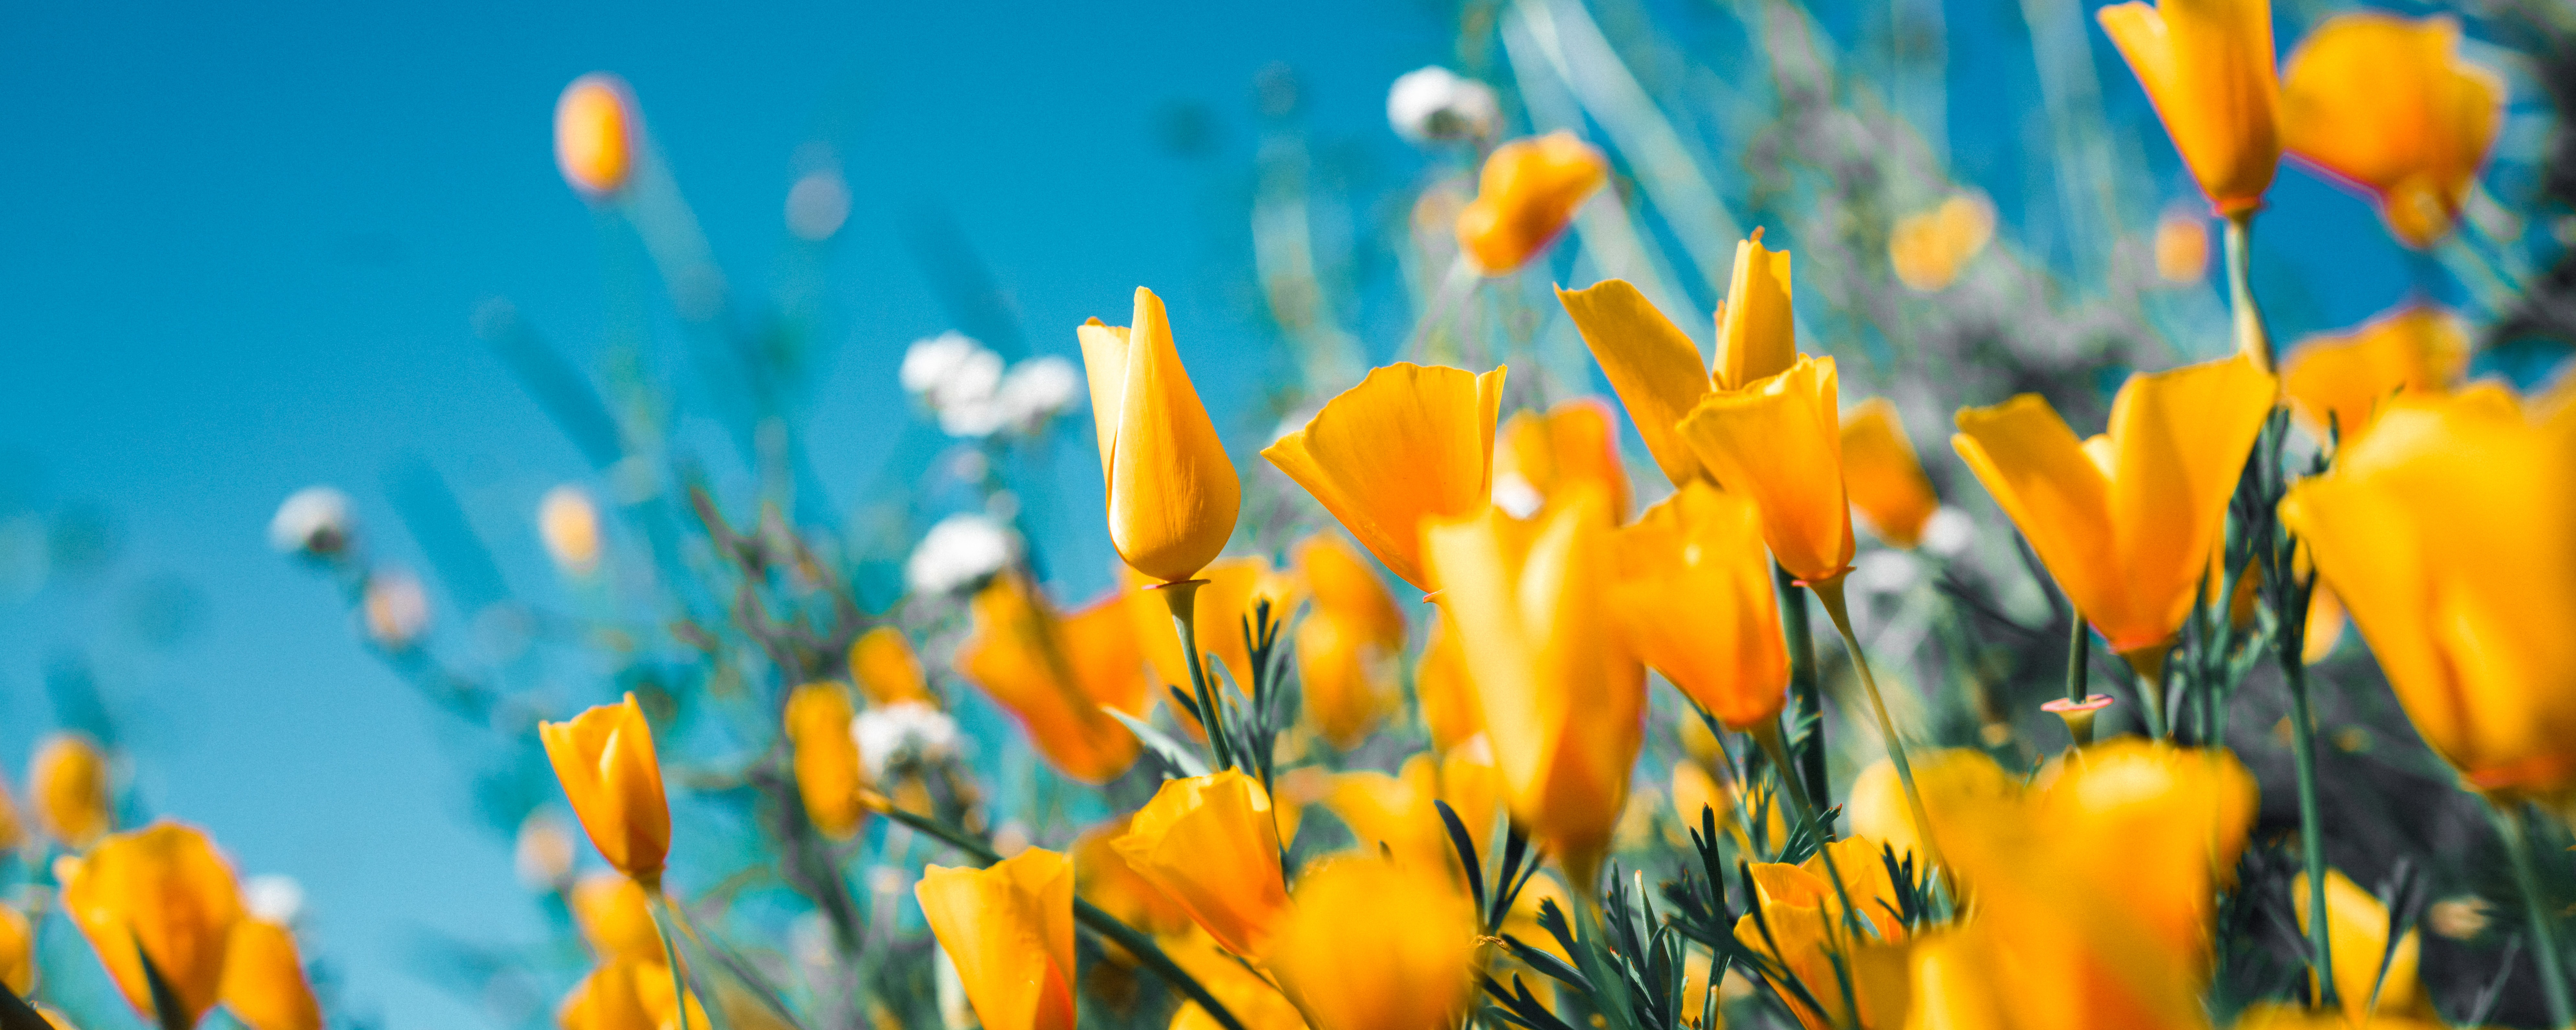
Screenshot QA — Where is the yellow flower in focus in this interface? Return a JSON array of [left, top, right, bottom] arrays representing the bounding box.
[[1113, 770, 1291, 958], [1072, 814, 1195, 942], [2282, 305, 2469, 446], [1952, 354, 2276, 659], [2099, 0, 2283, 215], [2281, 13, 2503, 248], [1493, 398, 1633, 521], [1077, 287, 1242, 584], [0, 904, 28, 995], [1731, 837, 1912, 1030], [539, 485, 603, 576], [1422, 488, 1641, 889], [1677, 355, 1856, 584], [2155, 207, 2214, 283], [1455, 131, 1608, 275], [31, 732, 111, 850], [570, 872, 663, 962], [1327, 752, 1500, 882], [2279, 388, 2576, 799], [1837, 398, 1939, 549], [1414, 617, 1484, 753], [784, 683, 869, 839], [540, 694, 672, 887], [555, 74, 637, 198], [850, 626, 934, 707], [220, 918, 322, 1030], [61, 821, 245, 1026], [915, 849, 1076, 1030], [1270, 856, 1479, 1030], [1264, 363, 1508, 592], [956, 575, 1148, 784], [1887, 193, 1995, 292], [1609, 483, 1787, 730], [2293, 868, 2436, 1024]]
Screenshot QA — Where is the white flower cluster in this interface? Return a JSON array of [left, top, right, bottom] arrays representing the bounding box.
[[1387, 67, 1500, 144], [853, 700, 960, 780], [904, 513, 1018, 595], [899, 332, 1081, 438], [269, 486, 354, 557]]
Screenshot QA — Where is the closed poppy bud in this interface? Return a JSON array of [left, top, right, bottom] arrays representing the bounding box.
[[539, 485, 603, 576], [220, 918, 321, 1030], [1270, 856, 1479, 1030], [1838, 398, 1939, 549], [1264, 363, 1508, 592], [1077, 288, 1241, 584], [1423, 487, 1642, 889], [849, 626, 933, 707], [1455, 131, 1608, 275], [1677, 354, 1857, 584], [0, 905, 27, 995], [2282, 13, 2502, 248], [61, 820, 245, 1026], [956, 575, 1148, 784], [2280, 388, 2576, 799], [1297, 611, 1399, 750], [555, 74, 637, 198], [2099, 0, 2283, 215], [540, 694, 671, 887], [2293, 868, 2437, 1024], [1414, 616, 1483, 753], [31, 732, 111, 850], [915, 849, 1076, 1030], [1294, 533, 1406, 650], [1609, 483, 1787, 731], [1112, 770, 1291, 958], [2282, 305, 2469, 446], [570, 872, 664, 962], [1953, 354, 2276, 658], [1492, 398, 1633, 521], [1072, 814, 1194, 942], [783, 683, 868, 839]]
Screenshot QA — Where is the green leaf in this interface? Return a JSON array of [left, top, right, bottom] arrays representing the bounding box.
[[1102, 706, 1211, 777]]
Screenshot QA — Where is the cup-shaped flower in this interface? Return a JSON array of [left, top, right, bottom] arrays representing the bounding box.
[[1455, 131, 1608, 275], [2282, 305, 2469, 446], [1952, 354, 2276, 656], [1422, 487, 1642, 889], [1326, 751, 1500, 883], [220, 919, 322, 1030], [61, 820, 245, 1026], [2281, 13, 2503, 248], [1112, 770, 1291, 958], [914, 849, 1076, 1030], [540, 694, 672, 886], [1731, 836, 1913, 1030], [1677, 355, 1856, 584], [555, 74, 637, 198], [2280, 388, 2576, 799], [31, 732, 111, 850], [849, 626, 933, 707], [1071, 814, 1195, 942], [956, 574, 1148, 784], [1270, 855, 1480, 1030], [1263, 363, 1507, 592], [1077, 287, 1242, 583], [0, 904, 28, 995], [1609, 482, 1787, 731], [570, 872, 664, 962], [2099, 0, 2283, 215], [1492, 398, 1633, 520], [783, 683, 868, 839], [1838, 398, 1939, 549], [2293, 868, 2436, 1024]]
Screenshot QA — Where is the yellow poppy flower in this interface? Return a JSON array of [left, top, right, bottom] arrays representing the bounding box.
[[1731, 836, 1913, 1030], [220, 918, 322, 1030], [60, 820, 245, 1026], [849, 626, 933, 707], [1838, 398, 1939, 549], [1162, 931, 1310, 1030], [1847, 748, 2018, 869], [1677, 354, 1856, 584], [0, 905, 27, 995], [1113, 770, 1291, 959], [1414, 615, 1484, 753], [1297, 610, 1399, 750], [2156, 208, 2214, 283], [1270, 856, 1480, 1030], [1326, 752, 1500, 883], [540, 694, 672, 887], [1609, 482, 1788, 730], [2281, 13, 2503, 248], [916, 849, 1076, 1030], [955, 575, 1148, 784], [2282, 305, 2469, 445], [570, 872, 663, 962], [557, 957, 660, 1030], [1294, 532, 1407, 649], [1492, 398, 1633, 520], [1263, 362, 1507, 592], [31, 732, 111, 850], [1455, 131, 1608, 275], [1071, 814, 1195, 944], [1887, 193, 1995, 292], [784, 683, 868, 839], [555, 74, 636, 197], [2099, 0, 2283, 215], [2292, 868, 2437, 1024], [1077, 287, 1242, 584]]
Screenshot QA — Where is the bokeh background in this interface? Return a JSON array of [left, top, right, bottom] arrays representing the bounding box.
[[0, 0, 2552, 1027]]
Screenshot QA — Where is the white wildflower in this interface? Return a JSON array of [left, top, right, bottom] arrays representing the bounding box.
[[1388, 67, 1500, 144], [785, 170, 851, 242], [1920, 506, 1976, 558], [853, 700, 961, 780], [994, 356, 1081, 431], [270, 486, 354, 557], [905, 514, 1017, 595], [244, 875, 306, 924]]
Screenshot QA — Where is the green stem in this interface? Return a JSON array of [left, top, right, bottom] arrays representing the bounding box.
[[1750, 721, 1866, 1029], [2497, 803, 2576, 1027], [2282, 660, 2336, 1009], [1776, 563, 1829, 812], [646, 891, 697, 1030], [1157, 580, 1232, 772], [2223, 213, 2274, 372], [2065, 612, 2090, 705], [1809, 576, 1945, 875]]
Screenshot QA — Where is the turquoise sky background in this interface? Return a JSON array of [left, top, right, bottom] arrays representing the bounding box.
[[0, 0, 2524, 1027]]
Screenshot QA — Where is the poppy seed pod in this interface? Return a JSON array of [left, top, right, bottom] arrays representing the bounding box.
[[539, 694, 672, 887], [1076, 287, 1242, 584]]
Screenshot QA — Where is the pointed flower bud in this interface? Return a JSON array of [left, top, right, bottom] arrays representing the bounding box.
[[539, 694, 672, 887], [1076, 287, 1241, 583]]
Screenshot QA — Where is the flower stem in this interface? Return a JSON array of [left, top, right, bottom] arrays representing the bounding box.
[[2497, 802, 2575, 1027], [1808, 576, 1944, 875], [2125, 645, 2171, 740], [1749, 720, 1869, 1027], [1776, 563, 1829, 810], [2281, 659, 2337, 1009], [2223, 213, 2274, 373], [2065, 612, 2090, 704], [1154, 579, 1231, 772]]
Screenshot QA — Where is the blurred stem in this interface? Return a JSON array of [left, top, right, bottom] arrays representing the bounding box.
[[1156, 579, 1232, 772], [646, 890, 698, 1030], [2223, 214, 2274, 372], [1776, 563, 1829, 810], [2125, 645, 2171, 739], [2283, 658, 2337, 1009], [1808, 576, 1944, 875], [2065, 612, 2090, 705], [1749, 719, 1870, 1020], [2498, 803, 2576, 1027], [1406, 256, 1480, 365]]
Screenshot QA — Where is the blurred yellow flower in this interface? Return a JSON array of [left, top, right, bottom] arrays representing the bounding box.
[[1263, 362, 1508, 592], [1455, 131, 1608, 275], [1326, 751, 1500, 883], [541, 694, 672, 887], [0, 904, 27, 995], [1887, 193, 1995, 292], [1077, 287, 1242, 584], [1838, 398, 1939, 549], [1678, 354, 1856, 584], [1072, 814, 1195, 943], [1492, 398, 1633, 521], [2099, 0, 2282, 215], [850, 626, 934, 707], [2155, 208, 2213, 283], [1610, 482, 1787, 731], [1414, 616, 1484, 753], [557, 957, 659, 1030], [1847, 749, 2016, 869], [2281, 305, 2469, 446], [1126, 557, 1275, 704], [1163, 931, 1310, 1030], [220, 918, 322, 1030], [956, 575, 1148, 785], [540, 485, 603, 576], [1732, 836, 1912, 1030], [1423, 488, 1641, 889], [2280, 388, 2576, 800], [2281, 13, 2502, 248], [1270, 855, 1479, 1030], [784, 682, 869, 839], [1296, 609, 1399, 751], [1952, 354, 2276, 664], [2294, 868, 2437, 1024], [570, 872, 663, 962], [31, 732, 111, 850], [915, 849, 1076, 1030], [1294, 534, 1406, 649], [61, 820, 245, 1026], [1114, 770, 1291, 959], [555, 74, 636, 197]]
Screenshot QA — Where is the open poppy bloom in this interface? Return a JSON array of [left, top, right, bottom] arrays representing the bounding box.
[[1264, 362, 1507, 592], [2281, 12, 2503, 248], [1455, 131, 1608, 275], [916, 849, 1077, 1030]]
